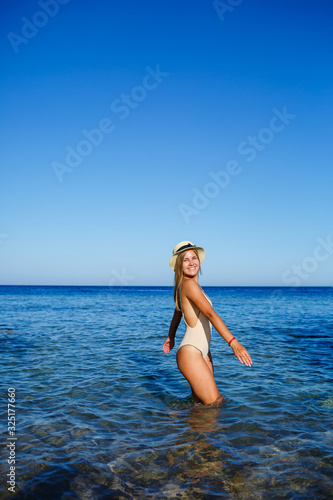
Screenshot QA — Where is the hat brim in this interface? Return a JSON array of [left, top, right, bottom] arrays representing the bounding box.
[[170, 246, 205, 271]]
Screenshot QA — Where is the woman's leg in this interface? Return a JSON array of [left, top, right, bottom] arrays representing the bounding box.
[[205, 351, 214, 375], [203, 351, 225, 405], [191, 389, 201, 404], [176, 346, 221, 405]]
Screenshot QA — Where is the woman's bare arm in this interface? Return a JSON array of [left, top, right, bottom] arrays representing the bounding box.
[[182, 280, 252, 366]]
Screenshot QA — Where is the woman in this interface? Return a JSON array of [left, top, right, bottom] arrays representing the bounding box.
[[163, 241, 252, 406]]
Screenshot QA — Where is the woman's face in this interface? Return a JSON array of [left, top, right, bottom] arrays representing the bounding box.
[[182, 250, 200, 278]]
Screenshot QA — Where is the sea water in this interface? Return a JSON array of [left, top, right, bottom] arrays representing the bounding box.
[[0, 286, 332, 499]]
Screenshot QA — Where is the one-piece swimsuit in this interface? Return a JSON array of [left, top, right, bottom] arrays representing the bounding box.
[[177, 283, 212, 359]]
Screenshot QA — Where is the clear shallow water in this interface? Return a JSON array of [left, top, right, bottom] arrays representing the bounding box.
[[0, 286, 332, 499]]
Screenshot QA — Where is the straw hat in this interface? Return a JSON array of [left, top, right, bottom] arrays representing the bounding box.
[[170, 241, 205, 271]]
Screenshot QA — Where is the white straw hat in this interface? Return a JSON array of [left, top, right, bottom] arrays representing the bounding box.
[[170, 241, 205, 271]]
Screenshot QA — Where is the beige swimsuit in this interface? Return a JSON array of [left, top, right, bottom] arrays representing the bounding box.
[[177, 283, 212, 359]]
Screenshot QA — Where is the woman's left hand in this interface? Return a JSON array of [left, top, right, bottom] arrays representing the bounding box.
[[231, 340, 252, 367], [163, 336, 174, 354]]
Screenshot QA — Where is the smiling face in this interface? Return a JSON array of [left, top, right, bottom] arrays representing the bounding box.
[[182, 250, 200, 279]]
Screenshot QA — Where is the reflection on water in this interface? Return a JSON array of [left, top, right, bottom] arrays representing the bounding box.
[[0, 286, 332, 499]]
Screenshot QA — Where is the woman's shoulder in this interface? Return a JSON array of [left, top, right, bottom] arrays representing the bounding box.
[[181, 279, 201, 294]]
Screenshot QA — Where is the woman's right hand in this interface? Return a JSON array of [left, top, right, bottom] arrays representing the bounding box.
[[231, 340, 252, 367], [163, 336, 174, 354]]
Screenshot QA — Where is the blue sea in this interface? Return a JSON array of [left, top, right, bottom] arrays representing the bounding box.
[[1, 286, 332, 499]]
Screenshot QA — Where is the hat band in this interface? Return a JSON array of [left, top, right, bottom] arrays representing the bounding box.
[[175, 243, 195, 254]]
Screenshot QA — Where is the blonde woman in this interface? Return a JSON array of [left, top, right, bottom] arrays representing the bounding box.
[[163, 241, 252, 406]]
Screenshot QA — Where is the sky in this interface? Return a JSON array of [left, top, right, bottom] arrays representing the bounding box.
[[1, 0, 332, 286]]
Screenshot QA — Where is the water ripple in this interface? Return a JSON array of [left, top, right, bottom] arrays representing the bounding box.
[[0, 286, 332, 499]]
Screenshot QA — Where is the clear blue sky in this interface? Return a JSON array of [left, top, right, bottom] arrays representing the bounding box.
[[1, 0, 332, 286]]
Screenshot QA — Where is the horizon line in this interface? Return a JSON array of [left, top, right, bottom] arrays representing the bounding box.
[[0, 284, 331, 288]]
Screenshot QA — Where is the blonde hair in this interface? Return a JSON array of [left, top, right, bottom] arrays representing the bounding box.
[[173, 249, 201, 311]]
